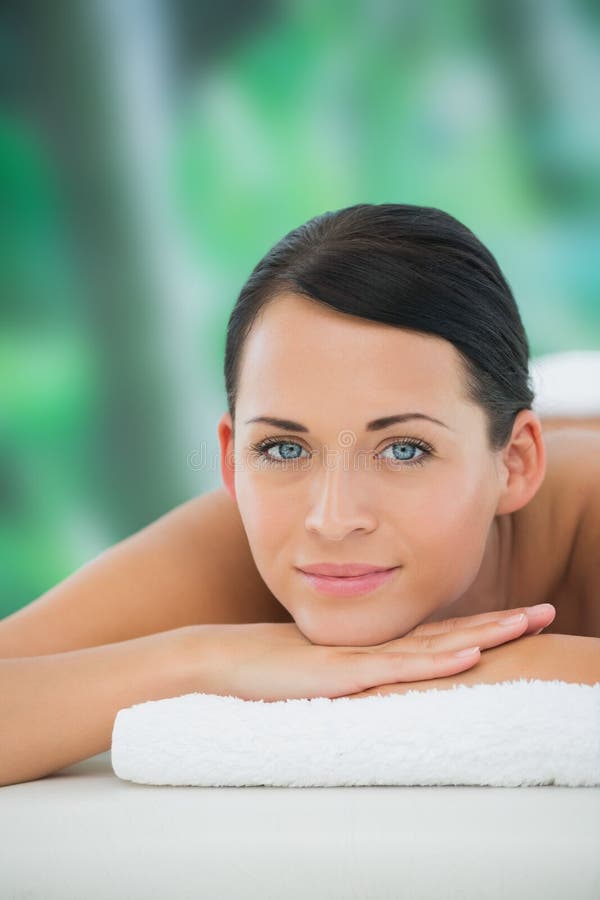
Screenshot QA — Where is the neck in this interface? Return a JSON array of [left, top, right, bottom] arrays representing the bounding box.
[[455, 514, 514, 617]]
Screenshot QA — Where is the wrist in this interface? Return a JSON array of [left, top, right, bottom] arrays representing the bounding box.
[[163, 624, 215, 697]]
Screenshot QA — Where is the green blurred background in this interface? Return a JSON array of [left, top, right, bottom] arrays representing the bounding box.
[[1, 0, 599, 618]]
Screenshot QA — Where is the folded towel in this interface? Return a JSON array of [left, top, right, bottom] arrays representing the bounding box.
[[111, 679, 600, 787], [530, 350, 600, 417]]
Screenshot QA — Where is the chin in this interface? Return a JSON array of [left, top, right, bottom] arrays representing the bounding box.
[[291, 605, 415, 648]]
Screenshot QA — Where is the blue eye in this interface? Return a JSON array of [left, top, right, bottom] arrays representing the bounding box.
[[378, 440, 429, 467], [249, 439, 309, 465], [266, 441, 307, 461]]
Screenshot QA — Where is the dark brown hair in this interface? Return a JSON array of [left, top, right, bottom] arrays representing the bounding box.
[[224, 203, 535, 450]]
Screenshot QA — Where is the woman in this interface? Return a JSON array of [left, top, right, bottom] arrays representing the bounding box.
[[1, 203, 599, 784], [212, 201, 600, 695]]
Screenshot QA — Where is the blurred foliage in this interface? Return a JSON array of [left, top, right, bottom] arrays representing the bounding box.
[[1, 0, 599, 617]]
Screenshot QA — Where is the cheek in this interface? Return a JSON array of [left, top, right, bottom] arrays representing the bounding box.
[[400, 470, 496, 589], [234, 474, 294, 581]]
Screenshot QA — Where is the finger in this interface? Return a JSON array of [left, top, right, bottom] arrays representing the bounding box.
[[341, 644, 481, 696], [376, 608, 550, 656], [407, 603, 556, 638], [415, 611, 532, 654]]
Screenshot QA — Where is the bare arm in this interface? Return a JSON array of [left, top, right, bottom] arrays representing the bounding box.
[[344, 633, 600, 699], [0, 490, 291, 786], [0, 627, 194, 787]]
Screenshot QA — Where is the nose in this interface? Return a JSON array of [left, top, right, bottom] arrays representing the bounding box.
[[304, 456, 377, 540]]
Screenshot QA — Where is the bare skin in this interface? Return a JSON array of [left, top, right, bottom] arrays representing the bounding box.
[[344, 632, 600, 699], [419, 425, 600, 639]]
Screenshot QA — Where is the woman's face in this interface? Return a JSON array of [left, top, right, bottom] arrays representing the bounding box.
[[218, 292, 516, 646]]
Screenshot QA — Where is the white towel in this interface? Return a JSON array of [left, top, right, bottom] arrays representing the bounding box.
[[530, 350, 600, 417], [111, 679, 600, 787]]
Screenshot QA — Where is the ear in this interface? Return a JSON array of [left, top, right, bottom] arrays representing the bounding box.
[[217, 411, 237, 503], [494, 409, 547, 516]]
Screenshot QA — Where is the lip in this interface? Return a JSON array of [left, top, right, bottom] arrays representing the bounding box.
[[296, 564, 400, 598], [297, 563, 396, 577]]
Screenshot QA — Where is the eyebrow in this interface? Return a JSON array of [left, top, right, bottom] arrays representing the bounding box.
[[244, 413, 450, 432]]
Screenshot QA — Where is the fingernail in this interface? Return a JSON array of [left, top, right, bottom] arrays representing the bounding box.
[[499, 613, 526, 626], [455, 646, 480, 657], [528, 603, 554, 615]]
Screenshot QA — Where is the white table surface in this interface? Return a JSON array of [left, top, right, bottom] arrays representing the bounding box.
[[1, 751, 599, 899]]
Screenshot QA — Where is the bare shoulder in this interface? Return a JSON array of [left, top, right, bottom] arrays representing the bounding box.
[[513, 427, 600, 637], [554, 429, 600, 638], [0, 487, 292, 658]]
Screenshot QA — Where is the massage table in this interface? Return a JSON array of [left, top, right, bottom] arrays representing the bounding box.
[[1, 750, 599, 899]]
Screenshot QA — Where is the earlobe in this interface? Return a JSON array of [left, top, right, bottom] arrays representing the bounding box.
[[217, 412, 237, 503], [495, 410, 547, 516]]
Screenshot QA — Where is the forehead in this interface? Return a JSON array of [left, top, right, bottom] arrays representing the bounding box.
[[236, 292, 468, 418]]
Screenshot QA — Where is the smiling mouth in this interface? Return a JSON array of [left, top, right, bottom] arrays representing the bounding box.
[[296, 566, 400, 597]]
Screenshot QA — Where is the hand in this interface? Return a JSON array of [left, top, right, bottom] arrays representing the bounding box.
[[343, 631, 600, 700], [178, 603, 555, 702], [344, 605, 559, 700]]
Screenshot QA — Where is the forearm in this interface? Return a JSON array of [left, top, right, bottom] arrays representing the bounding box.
[[345, 634, 600, 699], [0, 628, 194, 787]]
